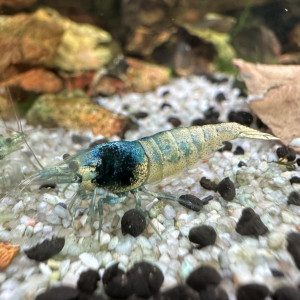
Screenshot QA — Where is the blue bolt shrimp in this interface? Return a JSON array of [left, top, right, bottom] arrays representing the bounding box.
[[24, 122, 278, 237]]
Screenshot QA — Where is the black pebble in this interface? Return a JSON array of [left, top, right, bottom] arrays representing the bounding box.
[[228, 111, 253, 127], [286, 232, 300, 269], [39, 183, 57, 190], [77, 269, 101, 294], [272, 286, 300, 300], [155, 284, 200, 300], [215, 92, 226, 102], [290, 176, 300, 184], [234, 146, 245, 155], [102, 263, 133, 299], [35, 286, 79, 300], [89, 138, 109, 148], [238, 161, 247, 167], [287, 191, 300, 206], [178, 194, 204, 212], [200, 286, 228, 300], [276, 146, 296, 161], [200, 177, 218, 191], [217, 177, 236, 201], [236, 283, 269, 300], [133, 111, 149, 119], [218, 141, 232, 152], [189, 225, 217, 248], [186, 265, 221, 292], [204, 74, 228, 84], [127, 261, 164, 298], [204, 107, 220, 120], [297, 158, 300, 166], [121, 209, 146, 237], [256, 118, 268, 130], [72, 134, 90, 145], [161, 102, 172, 109], [25, 237, 65, 261], [167, 116, 182, 127], [236, 208, 268, 237], [270, 268, 285, 278], [191, 118, 206, 126]]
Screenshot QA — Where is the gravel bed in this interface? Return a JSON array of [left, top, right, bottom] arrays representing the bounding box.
[[0, 75, 300, 299]]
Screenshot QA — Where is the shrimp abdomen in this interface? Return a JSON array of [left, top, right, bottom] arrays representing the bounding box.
[[139, 122, 278, 184]]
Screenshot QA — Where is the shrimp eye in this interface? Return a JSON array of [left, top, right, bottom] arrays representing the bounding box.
[[6, 137, 12, 144], [69, 161, 79, 172]]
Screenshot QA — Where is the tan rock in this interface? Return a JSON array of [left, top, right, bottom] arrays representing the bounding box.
[[26, 91, 132, 137]]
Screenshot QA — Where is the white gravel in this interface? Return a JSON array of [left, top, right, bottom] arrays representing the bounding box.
[[1, 75, 300, 299]]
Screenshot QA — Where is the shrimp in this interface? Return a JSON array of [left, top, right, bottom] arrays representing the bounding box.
[[0, 88, 43, 194], [24, 122, 278, 236]]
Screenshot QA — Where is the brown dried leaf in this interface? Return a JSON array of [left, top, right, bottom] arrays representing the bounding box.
[[232, 59, 300, 151], [0, 242, 19, 270], [232, 58, 300, 94]]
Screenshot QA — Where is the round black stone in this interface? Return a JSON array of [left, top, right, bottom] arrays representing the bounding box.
[[133, 111, 149, 119], [188, 225, 217, 248], [89, 138, 109, 148], [236, 283, 269, 300], [235, 207, 269, 237], [102, 263, 133, 299], [238, 161, 247, 167], [297, 158, 300, 166], [35, 286, 79, 300], [272, 286, 300, 300], [215, 92, 226, 102], [121, 209, 146, 237], [200, 286, 228, 300], [167, 116, 182, 128], [218, 141, 232, 152], [191, 118, 206, 126], [178, 194, 204, 212], [234, 146, 245, 155], [77, 269, 101, 294], [276, 146, 296, 161], [290, 176, 300, 185], [186, 265, 221, 292], [155, 284, 200, 300], [25, 237, 65, 262], [228, 111, 253, 126], [287, 191, 300, 206], [127, 261, 164, 298], [161, 102, 172, 109], [286, 232, 300, 269], [204, 107, 220, 120], [217, 177, 236, 201], [200, 177, 218, 191]]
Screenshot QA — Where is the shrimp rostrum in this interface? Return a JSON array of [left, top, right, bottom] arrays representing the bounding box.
[[25, 122, 278, 234]]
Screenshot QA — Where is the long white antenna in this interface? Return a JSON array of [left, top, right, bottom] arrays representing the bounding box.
[[5, 88, 44, 170]]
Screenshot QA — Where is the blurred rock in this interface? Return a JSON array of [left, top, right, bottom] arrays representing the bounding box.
[[0, 7, 119, 79], [40, 8, 119, 72], [179, 24, 236, 73], [92, 57, 170, 95], [231, 25, 281, 63], [0, 10, 64, 73], [0, 68, 63, 93], [0, 0, 36, 9], [26, 91, 132, 137]]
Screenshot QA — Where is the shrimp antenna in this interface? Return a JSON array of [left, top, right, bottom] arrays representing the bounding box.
[[5, 88, 44, 170]]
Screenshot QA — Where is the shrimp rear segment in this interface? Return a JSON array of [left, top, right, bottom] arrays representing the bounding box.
[[139, 122, 278, 184]]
